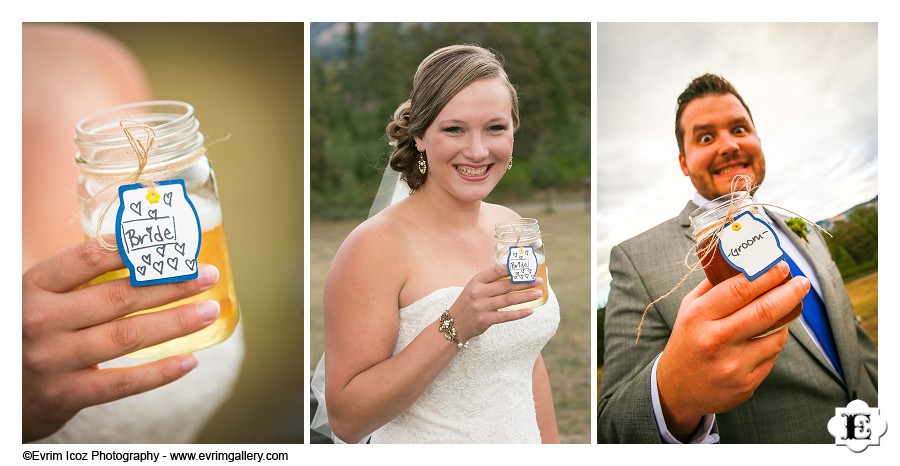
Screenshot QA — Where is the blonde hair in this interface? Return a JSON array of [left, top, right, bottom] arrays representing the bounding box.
[[386, 44, 519, 190]]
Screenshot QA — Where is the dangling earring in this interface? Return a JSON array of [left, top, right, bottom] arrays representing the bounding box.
[[418, 151, 427, 175], [507, 155, 514, 170]]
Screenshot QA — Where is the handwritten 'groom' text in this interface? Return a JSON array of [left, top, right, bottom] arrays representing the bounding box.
[[725, 230, 770, 259]]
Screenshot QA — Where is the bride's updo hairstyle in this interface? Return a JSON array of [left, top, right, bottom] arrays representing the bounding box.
[[387, 44, 520, 190]]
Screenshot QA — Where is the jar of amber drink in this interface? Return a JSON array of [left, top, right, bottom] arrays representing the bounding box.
[[75, 100, 238, 358], [494, 218, 549, 311], [689, 192, 800, 337]]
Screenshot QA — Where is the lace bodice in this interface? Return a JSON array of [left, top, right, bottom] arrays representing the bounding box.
[[370, 286, 559, 443]]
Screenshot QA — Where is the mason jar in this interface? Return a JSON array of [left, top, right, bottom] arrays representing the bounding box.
[[75, 100, 239, 358], [689, 192, 800, 337], [494, 218, 549, 311]]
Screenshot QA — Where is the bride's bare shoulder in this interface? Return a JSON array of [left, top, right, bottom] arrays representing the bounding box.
[[328, 206, 412, 280], [482, 202, 522, 223]]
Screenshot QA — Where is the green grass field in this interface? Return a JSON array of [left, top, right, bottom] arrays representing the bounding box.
[[846, 271, 878, 346], [310, 202, 592, 443]]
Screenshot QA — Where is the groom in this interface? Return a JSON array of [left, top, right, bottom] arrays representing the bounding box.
[[597, 74, 878, 443]]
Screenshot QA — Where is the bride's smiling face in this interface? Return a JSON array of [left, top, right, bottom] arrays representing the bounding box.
[[415, 77, 514, 203]]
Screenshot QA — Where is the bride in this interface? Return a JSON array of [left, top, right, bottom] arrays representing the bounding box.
[[321, 44, 560, 444]]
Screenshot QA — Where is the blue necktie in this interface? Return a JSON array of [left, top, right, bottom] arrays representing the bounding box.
[[781, 252, 843, 377]]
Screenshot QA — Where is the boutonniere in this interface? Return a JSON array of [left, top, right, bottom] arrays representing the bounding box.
[[786, 217, 808, 243]]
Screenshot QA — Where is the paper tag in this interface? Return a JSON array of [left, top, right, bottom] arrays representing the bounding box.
[[718, 211, 786, 281], [115, 179, 201, 286], [507, 246, 538, 283]]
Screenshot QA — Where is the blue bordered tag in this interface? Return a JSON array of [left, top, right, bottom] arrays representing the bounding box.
[[115, 179, 202, 287], [507, 245, 538, 283], [718, 211, 786, 281]]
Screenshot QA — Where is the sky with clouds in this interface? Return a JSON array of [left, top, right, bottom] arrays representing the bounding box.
[[596, 23, 878, 305]]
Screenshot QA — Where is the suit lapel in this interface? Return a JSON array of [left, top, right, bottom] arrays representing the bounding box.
[[768, 210, 855, 386], [679, 201, 697, 241]]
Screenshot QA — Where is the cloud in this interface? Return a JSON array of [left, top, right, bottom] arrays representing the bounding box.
[[596, 23, 877, 301]]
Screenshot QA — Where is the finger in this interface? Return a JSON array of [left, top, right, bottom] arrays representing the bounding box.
[[746, 328, 788, 380], [58, 265, 219, 329], [75, 354, 198, 408], [679, 277, 713, 309], [475, 264, 515, 283], [692, 260, 791, 321], [723, 275, 809, 340], [65, 300, 220, 368], [489, 307, 535, 324], [485, 276, 545, 295], [26, 235, 125, 293], [488, 287, 544, 311]]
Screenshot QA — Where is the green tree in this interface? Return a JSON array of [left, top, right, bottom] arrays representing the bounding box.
[[849, 206, 878, 242]]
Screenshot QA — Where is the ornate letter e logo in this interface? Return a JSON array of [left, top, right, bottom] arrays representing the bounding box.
[[827, 400, 887, 452]]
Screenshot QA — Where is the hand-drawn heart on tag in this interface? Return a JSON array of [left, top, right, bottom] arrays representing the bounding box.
[[148, 209, 158, 219], [175, 243, 186, 256], [185, 259, 196, 271], [137, 265, 147, 276], [167, 257, 179, 270], [163, 192, 173, 206], [156, 245, 166, 257], [141, 254, 152, 265], [130, 202, 142, 216], [152, 261, 164, 274]]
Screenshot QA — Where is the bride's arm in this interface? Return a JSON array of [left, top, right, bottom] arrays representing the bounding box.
[[533, 354, 560, 443], [323, 220, 540, 443]]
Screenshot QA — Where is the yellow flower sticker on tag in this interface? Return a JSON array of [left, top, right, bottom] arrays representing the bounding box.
[[732, 222, 742, 231], [146, 187, 161, 204]]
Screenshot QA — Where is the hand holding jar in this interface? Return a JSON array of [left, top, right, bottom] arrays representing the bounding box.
[[21, 237, 221, 441], [445, 218, 549, 343], [445, 263, 544, 344], [654, 260, 809, 442]]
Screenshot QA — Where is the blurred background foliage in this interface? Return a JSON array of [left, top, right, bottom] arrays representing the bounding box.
[[310, 22, 591, 218], [823, 205, 878, 281], [89, 23, 304, 443]]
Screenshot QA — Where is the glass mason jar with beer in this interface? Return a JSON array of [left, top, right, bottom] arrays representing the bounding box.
[[689, 192, 801, 337], [75, 100, 238, 358], [494, 218, 549, 311]]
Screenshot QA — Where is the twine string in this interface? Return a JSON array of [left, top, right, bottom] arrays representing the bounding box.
[[90, 121, 210, 250], [633, 174, 829, 343]]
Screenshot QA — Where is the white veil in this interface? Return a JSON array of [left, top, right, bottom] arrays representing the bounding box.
[[310, 166, 411, 443]]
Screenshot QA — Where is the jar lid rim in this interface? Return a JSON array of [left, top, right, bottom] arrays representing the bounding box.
[[75, 100, 195, 142], [690, 191, 750, 219]]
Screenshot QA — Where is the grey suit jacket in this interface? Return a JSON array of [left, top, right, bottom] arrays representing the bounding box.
[[597, 202, 877, 443]]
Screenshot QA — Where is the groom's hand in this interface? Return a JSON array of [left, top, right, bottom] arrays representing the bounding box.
[[655, 260, 808, 441]]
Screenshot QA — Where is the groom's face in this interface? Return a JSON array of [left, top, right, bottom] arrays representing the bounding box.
[[678, 93, 766, 199]]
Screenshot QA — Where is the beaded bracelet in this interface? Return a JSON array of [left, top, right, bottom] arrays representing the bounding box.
[[438, 310, 468, 349]]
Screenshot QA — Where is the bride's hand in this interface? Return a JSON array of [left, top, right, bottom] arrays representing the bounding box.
[[22, 237, 221, 441], [448, 264, 543, 342]]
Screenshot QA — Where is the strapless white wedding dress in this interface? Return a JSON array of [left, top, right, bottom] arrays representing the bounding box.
[[370, 286, 559, 443]]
